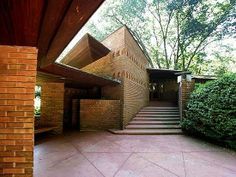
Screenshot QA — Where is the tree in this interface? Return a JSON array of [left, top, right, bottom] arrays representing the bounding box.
[[197, 46, 236, 76], [82, 0, 236, 73]]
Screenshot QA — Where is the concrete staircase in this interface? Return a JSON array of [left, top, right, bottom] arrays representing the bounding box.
[[109, 106, 182, 135]]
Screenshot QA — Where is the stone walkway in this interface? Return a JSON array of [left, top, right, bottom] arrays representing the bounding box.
[[34, 131, 236, 177]]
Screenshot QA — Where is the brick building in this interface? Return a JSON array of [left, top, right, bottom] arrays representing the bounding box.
[[35, 26, 195, 134], [0, 1, 194, 176]]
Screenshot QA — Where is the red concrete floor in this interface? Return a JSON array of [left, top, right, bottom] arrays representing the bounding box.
[[34, 131, 236, 177]]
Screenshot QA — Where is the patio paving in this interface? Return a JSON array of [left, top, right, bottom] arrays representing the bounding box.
[[34, 131, 236, 177]]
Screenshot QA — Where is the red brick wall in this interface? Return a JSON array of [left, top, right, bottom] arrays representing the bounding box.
[[40, 83, 64, 134], [179, 80, 195, 118], [82, 27, 149, 128], [82, 53, 150, 128], [80, 99, 121, 130], [0, 45, 37, 177]]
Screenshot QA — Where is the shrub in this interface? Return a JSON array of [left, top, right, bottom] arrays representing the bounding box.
[[181, 73, 236, 149], [34, 107, 41, 116]]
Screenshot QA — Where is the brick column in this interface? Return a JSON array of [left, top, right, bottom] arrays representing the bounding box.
[[40, 83, 64, 134], [179, 79, 195, 119], [0, 45, 37, 177]]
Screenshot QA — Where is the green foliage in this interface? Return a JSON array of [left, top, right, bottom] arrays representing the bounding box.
[[193, 83, 202, 89], [34, 107, 41, 116], [34, 86, 41, 116], [188, 45, 236, 75], [181, 73, 236, 149], [35, 85, 41, 98]]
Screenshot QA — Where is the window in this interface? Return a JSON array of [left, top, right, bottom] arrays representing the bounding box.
[[34, 85, 41, 116]]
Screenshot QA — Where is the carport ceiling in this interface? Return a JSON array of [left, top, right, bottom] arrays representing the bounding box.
[[147, 68, 184, 81], [0, 0, 120, 87], [0, 0, 104, 68]]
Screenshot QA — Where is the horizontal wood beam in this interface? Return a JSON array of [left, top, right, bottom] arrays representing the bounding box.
[[39, 63, 120, 88], [37, 0, 72, 66]]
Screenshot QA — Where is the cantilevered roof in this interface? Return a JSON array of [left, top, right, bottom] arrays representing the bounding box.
[[147, 68, 191, 80], [37, 70, 119, 89], [0, 0, 104, 68], [192, 75, 217, 80], [61, 34, 110, 69], [38, 63, 120, 88], [0, 0, 120, 88]]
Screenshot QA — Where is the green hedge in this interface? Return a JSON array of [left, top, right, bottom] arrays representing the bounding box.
[[181, 73, 236, 149]]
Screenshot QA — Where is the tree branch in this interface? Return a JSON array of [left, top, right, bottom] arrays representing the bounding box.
[[175, 12, 180, 69], [152, 23, 162, 68]]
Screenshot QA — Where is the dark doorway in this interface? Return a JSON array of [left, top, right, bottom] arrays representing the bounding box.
[[71, 99, 80, 130], [147, 69, 182, 105], [149, 79, 178, 103]]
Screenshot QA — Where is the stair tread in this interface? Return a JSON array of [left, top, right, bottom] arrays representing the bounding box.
[[139, 110, 179, 111], [134, 118, 180, 121], [130, 120, 180, 124], [139, 111, 179, 113], [126, 125, 181, 129], [142, 109, 179, 110], [142, 107, 179, 109], [109, 129, 183, 135], [116, 106, 182, 135], [136, 114, 179, 117], [142, 109, 178, 110], [144, 106, 178, 108], [137, 113, 179, 115]]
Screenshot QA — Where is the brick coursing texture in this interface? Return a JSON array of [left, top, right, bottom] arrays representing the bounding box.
[[179, 80, 195, 119], [40, 83, 64, 134], [82, 27, 149, 128], [64, 88, 88, 128], [80, 99, 121, 130], [0, 45, 37, 177]]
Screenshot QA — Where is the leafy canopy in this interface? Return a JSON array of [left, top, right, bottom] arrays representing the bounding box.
[[81, 0, 236, 74]]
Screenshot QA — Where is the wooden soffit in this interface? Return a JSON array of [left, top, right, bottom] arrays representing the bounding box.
[[61, 34, 110, 69], [40, 0, 106, 68], [0, 0, 120, 87], [0, 0, 105, 67], [38, 63, 119, 88], [147, 68, 184, 80], [0, 0, 45, 46]]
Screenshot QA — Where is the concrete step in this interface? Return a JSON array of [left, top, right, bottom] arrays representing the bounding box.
[[137, 112, 179, 115], [135, 115, 180, 118], [126, 124, 181, 129], [133, 117, 180, 121], [142, 107, 178, 110], [139, 110, 179, 113], [140, 108, 179, 111], [129, 120, 180, 125], [109, 129, 183, 135], [135, 114, 179, 117], [139, 109, 180, 112]]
